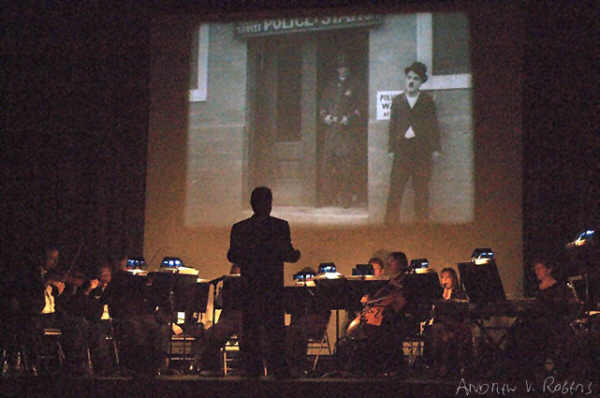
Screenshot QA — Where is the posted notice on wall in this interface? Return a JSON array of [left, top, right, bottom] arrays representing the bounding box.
[[376, 90, 402, 120]]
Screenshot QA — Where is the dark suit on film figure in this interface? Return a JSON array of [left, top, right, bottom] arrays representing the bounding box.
[[227, 186, 301, 377], [319, 53, 361, 208], [386, 62, 441, 224]]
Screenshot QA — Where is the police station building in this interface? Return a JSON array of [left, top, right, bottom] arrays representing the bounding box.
[[168, 12, 473, 226]]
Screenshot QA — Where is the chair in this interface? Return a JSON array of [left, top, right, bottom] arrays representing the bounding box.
[[307, 330, 332, 371], [90, 319, 120, 375], [169, 333, 196, 369], [299, 310, 332, 373], [38, 328, 65, 374], [221, 335, 269, 376], [221, 335, 241, 375]]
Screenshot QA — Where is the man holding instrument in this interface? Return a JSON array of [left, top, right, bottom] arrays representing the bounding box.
[[19, 244, 90, 376], [337, 251, 412, 376]]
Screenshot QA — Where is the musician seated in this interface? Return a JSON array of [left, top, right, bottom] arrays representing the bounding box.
[[505, 257, 580, 375], [358, 257, 386, 306], [19, 245, 90, 376], [75, 261, 117, 375], [336, 252, 413, 376], [192, 264, 242, 376], [425, 267, 472, 378], [109, 254, 172, 376], [370, 257, 385, 278], [285, 267, 332, 376]]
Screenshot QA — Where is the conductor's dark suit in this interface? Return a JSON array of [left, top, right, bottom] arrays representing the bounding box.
[[386, 92, 440, 223], [227, 214, 300, 377]]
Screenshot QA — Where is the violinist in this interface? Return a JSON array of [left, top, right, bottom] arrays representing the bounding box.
[[20, 244, 90, 376], [76, 261, 116, 375], [336, 252, 412, 376], [425, 267, 472, 378]]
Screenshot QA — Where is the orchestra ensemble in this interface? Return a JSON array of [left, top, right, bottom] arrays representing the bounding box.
[[1, 240, 597, 381]]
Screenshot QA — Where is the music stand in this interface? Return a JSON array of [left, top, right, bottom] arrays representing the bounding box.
[[404, 271, 442, 304], [313, 277, 349, 342], [151, 272, 204, 324], [192, 280, 210, 314], [458, 261, 506, 304], [352, 264, 374, 277], [221, 275, 243, 312]]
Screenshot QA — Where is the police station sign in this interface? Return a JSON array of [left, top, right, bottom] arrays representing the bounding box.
[[376, 91, 402, 121], [235, 15, 382, 38]]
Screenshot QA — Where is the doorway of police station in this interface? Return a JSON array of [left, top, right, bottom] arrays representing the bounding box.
[[248, 30, 368, 208]]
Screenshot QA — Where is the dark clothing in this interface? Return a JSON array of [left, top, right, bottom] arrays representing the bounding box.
[[18, 264, 89, 375], [27, 312, 90, 375], [319, 77, 361, 207], [387, 92, 441, 156], [72, 283, 116, 374], [286, 306, 331, 373], [336, 273, 411, 375], [109, 271, 163, 321], [19, 265, 54, 316], [192, 307, 242, 371], [227, 214, 300, 377], [108, 271, 171, 374], [425, 288, 472, 374], [506, 281, 579, 375], [447, 288, 467, 301], [532, 281, 578, 320], [386, 92, 440, 223]]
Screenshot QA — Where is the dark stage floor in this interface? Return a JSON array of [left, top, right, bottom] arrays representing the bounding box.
[[5, 373, 596, 398], [0, 374, 462, 398]]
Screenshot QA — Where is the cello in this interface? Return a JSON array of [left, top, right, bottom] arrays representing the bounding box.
[[346, 273, 407, 337]]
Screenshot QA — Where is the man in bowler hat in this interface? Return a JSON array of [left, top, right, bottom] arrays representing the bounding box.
[[385, 61, 441, 223]]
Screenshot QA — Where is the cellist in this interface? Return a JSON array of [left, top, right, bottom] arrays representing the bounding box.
[[336, 252, 412, 376]]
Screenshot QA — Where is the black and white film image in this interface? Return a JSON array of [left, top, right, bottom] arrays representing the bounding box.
[[184, 12, 473, 227]]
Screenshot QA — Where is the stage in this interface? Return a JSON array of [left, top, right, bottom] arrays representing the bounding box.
[[5, 373, 597, 398], [0, 374, 462, 398]]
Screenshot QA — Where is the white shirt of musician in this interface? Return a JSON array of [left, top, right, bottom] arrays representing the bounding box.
[[404, 92, 419, 139], [42, 285, 55, 314], [100, 304, 110, 320]]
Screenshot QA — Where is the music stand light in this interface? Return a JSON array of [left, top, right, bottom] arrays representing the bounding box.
[[318, 263, 336, 274], [409, 258, 429, 273], [125, 257, 147, 276], [293, 270, 316, 286], [471, 248, 495, 265], [127, 256, 146, 269], [566, 229, 596, 248], [161, 257, 183, 268]]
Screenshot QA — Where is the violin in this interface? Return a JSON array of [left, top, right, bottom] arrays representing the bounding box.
[[46, 268, 90, 293], [53, 239, 88, 288], [62, 270, 88, 287]]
